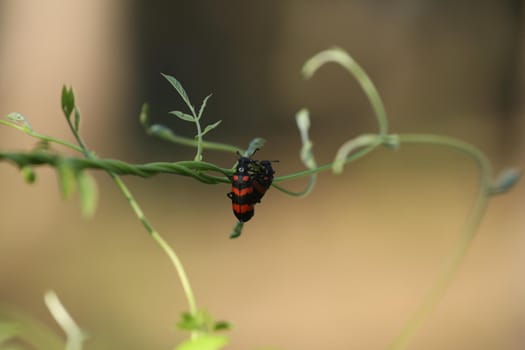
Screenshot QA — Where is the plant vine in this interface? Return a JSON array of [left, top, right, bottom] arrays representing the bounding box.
[[0, 47, 520, 350]]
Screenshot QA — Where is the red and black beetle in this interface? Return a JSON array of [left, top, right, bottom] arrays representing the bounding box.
[[227, 155, 277, 223], [227, 157, 256, 222], [251, 160, 275, 203]]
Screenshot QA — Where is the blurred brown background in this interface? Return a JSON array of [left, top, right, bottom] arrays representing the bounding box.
[[1, 1, 524, 349]]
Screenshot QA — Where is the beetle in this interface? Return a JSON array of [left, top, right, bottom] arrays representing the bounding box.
[[251, 160, 275, 203], [227, 156, 256, 222]]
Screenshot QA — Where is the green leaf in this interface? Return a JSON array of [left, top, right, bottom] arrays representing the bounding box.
[[139, 103, 150, 128], [295, 109, 317, 170], [34, 140, 50, 152], [57, 160, 76, 199], [490, 168, 521, 195], [161, 73, 193, 111], [201, 120, 222, 137], [61, 86, 75, 120], [177, 312, 200, 331], [197, 94, 213, 120], [242, 138, 266, 158], [174, 335, 229, 350], [7, 112, 33, 132], [148, 124, 176, 138], [73, 107, 80, 132], [177, 310, 232, 334], [21, 166, 36, 184], [169, 111, 195, 122], [213, 321, 232, 331], [177, 310, 214, 332], [230, 221, 244, 239], [76, 171, 98, 217]]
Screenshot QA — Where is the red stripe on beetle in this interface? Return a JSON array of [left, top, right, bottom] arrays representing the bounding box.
[[232, 203, 254, 213], [232, 186, 253, 197]]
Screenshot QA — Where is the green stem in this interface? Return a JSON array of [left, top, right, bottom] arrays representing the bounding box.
[[387, 133, 492, 350], [274, 143, 379, 183], [0, 119, 83, 152], [147, 124, 239, 154], [64, 114, 199, 320], [111, 174, 198, 314], [193, 115, 204, 162], [0, 152, 230, 184], [302, 47, 389, 136], [300, 49, 498, 349], [44, 290, 86, 350]]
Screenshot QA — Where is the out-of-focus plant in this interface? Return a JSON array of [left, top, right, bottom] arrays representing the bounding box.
[[0, 47, 519, 350]]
